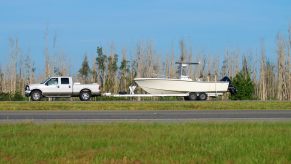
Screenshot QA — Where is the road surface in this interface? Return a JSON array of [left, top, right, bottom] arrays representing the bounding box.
[[1, 110, 291, 123]]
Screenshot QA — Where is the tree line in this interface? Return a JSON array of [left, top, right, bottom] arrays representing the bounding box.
[[0, 26, 290, 101]]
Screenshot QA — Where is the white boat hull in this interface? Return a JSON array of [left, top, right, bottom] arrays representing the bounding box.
[[134, 78, 229, 94]]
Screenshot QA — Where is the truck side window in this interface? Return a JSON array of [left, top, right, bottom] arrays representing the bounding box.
[[46, 78, 58, 86], [61, 78, 69, 84]]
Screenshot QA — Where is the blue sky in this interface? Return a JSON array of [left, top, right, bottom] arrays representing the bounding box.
[[0, 0, 290, 74]]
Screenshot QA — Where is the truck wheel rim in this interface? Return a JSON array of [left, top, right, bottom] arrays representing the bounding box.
[[33, 93, 40, 100], [82, 93, 89, 100]]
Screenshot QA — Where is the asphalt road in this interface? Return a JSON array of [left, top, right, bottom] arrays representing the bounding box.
[[1, 110, 291, 123]]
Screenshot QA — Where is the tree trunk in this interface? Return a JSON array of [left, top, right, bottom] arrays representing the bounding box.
[[259, 43, 267, 100], [276, 34, 287, 100]]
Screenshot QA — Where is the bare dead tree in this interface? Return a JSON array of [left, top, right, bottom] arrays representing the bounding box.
[[96, 46, 107, 91], [207, 55, 219, 81], [0, 66, 3, 92], [164, 53, 170, 78], [91, 55, 97, 83], [145, 42, 154, 77], [5, 37, 21, 93], [44, 27, 51, 77], [221, 49, 230, 78], [169, 47, 176, 78], [53, 31, 57, 49], [192, 52, 203, 80], [287, 25, 291, 100], [179, 40, 186, 63], [24, 55, 32, 85], [265, 61, 276, 99], [145, 41, 156, 77], [259, 42, 267, 100], [135, 42, 144, 78], [105, 44, 118, 93], [276, 34, 288, 100], [52, 50, 69, 76], [119, 48, 130, 92], [135, 41, 159, 78], [17, 51, 26, 95], [187, 45, 193, 78]]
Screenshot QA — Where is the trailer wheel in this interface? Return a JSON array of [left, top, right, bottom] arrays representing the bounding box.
[[198, 92, 207, 101], [31, 90, 42, 101], [188, 92, 197, 101], [79, 91, 91, 101]]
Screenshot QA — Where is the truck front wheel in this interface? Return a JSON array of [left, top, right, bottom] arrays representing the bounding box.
[[31, 90, 42, 101], [79, 91, 91, 101]]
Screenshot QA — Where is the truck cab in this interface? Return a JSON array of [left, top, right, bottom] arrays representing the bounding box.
[[40, 77, 73, 97]]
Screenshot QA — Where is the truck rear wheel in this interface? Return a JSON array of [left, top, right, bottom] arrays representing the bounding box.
[[31, 90, 42, 101], [79, 91, 91, 101]]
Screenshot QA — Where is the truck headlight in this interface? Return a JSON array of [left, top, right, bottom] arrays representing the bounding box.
[[25, 85, 30, 91]]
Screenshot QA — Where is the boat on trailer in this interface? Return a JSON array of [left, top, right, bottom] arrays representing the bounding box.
[[105, 62, 236, 100], [133, 62, 236, 100]]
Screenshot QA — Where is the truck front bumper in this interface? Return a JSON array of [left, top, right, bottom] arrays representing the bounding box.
[[25, 90, 31, 97]]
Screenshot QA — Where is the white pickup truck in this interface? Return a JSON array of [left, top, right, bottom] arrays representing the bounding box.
[[25, 76, 100, 101]]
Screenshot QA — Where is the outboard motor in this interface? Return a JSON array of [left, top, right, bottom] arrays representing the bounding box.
[[220, 76, 237, 95]]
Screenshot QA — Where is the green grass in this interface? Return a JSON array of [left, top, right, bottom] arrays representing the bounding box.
[[0, 122, 291, 163], [0, 101, 290, 110]]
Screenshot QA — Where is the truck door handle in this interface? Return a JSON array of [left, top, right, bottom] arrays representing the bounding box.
[[57, 86, 60, 88], [69, 85, 71, 88]]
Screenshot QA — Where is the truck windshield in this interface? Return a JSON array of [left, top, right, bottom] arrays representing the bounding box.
[[40, 78, 50, 84]]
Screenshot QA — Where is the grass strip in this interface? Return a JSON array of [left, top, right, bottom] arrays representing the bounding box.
[[0, 101, 290, 110], [0, 122, 291, 163]]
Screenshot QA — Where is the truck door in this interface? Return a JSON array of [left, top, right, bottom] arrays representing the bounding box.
[[43, 78, 60, 96], [59, 77, 72, 96]]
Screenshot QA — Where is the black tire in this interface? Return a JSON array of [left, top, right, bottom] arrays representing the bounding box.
[[198, 92, 207, 101], [79, 91, 91, 101], [188, 92, 197, 101], [31, 90, 42, 101]]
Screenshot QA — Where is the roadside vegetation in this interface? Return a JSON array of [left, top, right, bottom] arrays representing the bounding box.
[[0, 122, 290, 163], [0, 92, 27, 101], [0, 101, 290, 110]]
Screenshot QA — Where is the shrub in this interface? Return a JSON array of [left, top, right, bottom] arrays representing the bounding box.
[[230, 71, 255, 100], [0, 92, 27, 101], [13, 92, 27, 101], [0, 92, 12, 101]]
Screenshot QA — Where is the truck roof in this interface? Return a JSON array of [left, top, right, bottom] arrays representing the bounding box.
[[49, 76, 71, 78]]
